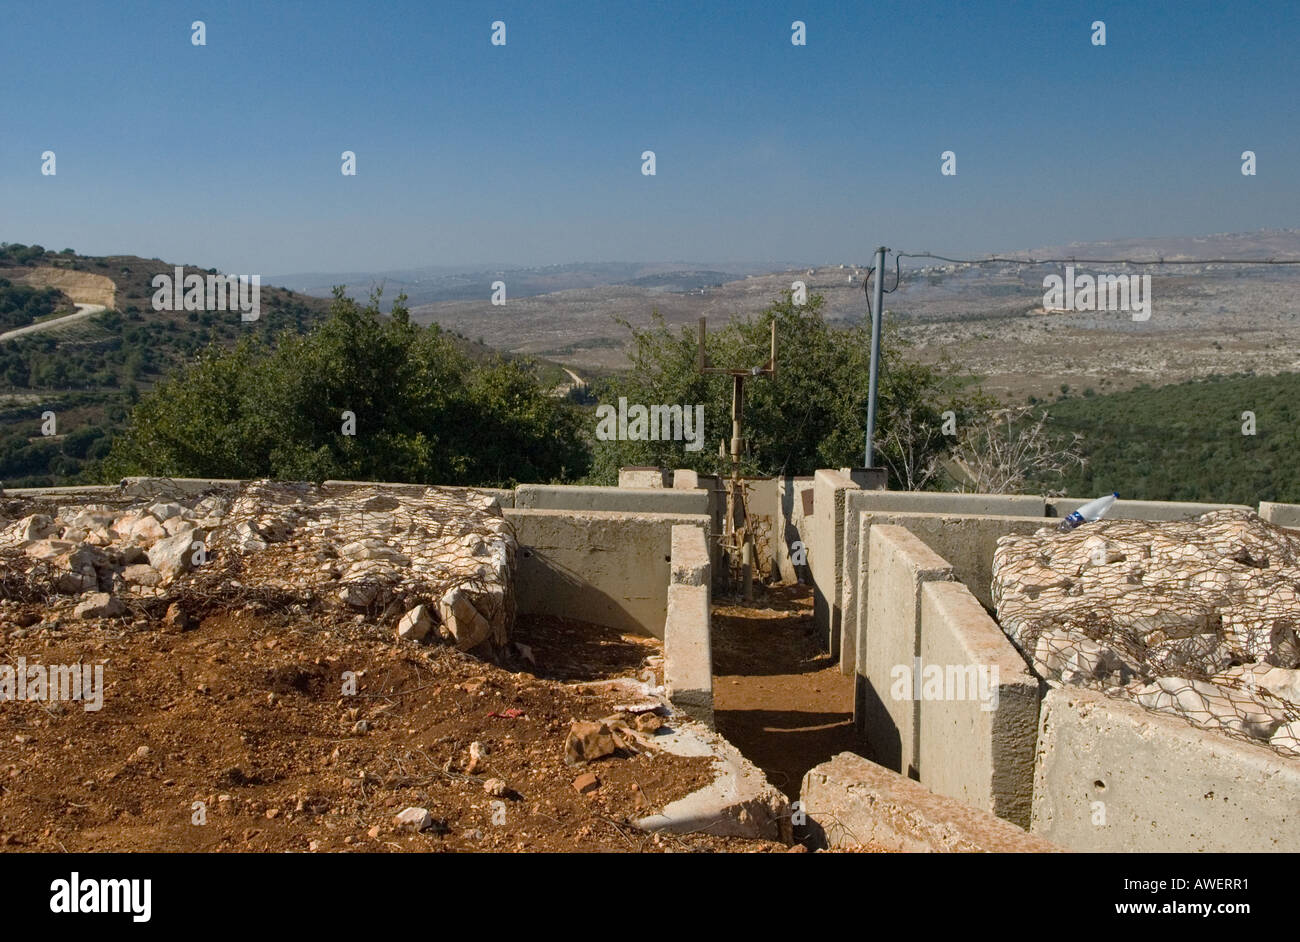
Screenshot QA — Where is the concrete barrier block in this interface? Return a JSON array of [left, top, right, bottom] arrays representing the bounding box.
[[800, 752, 1062, 852], [618, 467, 669, 488], [515, 484, 707, 515], [917, 581, 1041, 828], [665, 524, 713, 726], [775, 476, 815, 584], [841, 509, 1053, 649], [1260, 501, 1300, 528], [847, 513, 874, 679], [838, 496, 865, 676], [672, 469, 700, 489], [1050, 497, 1252, 521], [839, 491, 1046, 668], [666, 582, 713, 727], [1032, 686, 1300, 851], [811, 470, 860, 655], [669, 524, 709, 587], [857, 525, 954, 776], [321, 480, 515, 507], [839, 467, 888, 489], [504, 508, 708, 638], [847, 490, 1047, 517], [119, 477, 244, 497]]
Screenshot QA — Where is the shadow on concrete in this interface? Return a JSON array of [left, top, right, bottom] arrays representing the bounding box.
[[715, 708, 863, 798], [855, 673, 902, 773]]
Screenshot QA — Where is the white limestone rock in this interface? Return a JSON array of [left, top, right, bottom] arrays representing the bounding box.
[[128, 514, 168, 545], [123, 564, 162, 587], [74, 592, 125, 619], [4, 514, 56, 546], [148, 528, 205, 582], [396, 604, 433, 641]]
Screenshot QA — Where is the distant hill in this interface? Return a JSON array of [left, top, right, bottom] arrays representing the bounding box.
[[0, 244, 338, 487], [268, 260, 792, 309], [1012, 228, 1300, 263], [0, 244, 539, 488]]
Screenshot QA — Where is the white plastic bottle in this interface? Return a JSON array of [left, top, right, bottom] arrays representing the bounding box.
[[1057, 492, 1119, 532]]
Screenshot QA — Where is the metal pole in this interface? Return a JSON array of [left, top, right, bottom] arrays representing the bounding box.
[[864, 245, 887, 467]]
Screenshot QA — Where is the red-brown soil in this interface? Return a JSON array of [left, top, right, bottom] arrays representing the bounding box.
[[711, 584, 866, 799], [0, 608, 781, 853]]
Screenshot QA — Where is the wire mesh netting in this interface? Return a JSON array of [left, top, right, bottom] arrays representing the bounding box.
[[993, 509, 1300, 757], [0, 480, 516, 647]]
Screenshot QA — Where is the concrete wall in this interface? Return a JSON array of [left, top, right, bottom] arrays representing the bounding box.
[[618, 467, 669, 488], [841, 509, 1053, 674], [515, 484, 707, 516], [121, 477, 245, 497], [848, 490, 1047, 517], [741, 477, 779, 581], [916, 581, 1041, 828], [1260, 501, 1300, 528], [857, 525, 954, 777], [851, 525, 1039, 825], [664, 525, 713, 727], [810, 469, 861, 656], [1032, 686, 1300, 852], [774, 476, 815, 584], [673, 471, 724, 573], [504, 508, 709, 639], [800, 752, 1061, 852], [322, 479, 515, 507], [838, 491, 1043, 673], [5, 484, 123, 497], [1049, 496, 1251, 521]]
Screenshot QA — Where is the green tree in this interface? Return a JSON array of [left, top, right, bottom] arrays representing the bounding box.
[[584, 290, 985, 486], [102, 289, 589, 486]]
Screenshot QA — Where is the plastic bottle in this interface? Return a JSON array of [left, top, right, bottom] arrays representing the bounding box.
[[1057, 492, 1119, 532]]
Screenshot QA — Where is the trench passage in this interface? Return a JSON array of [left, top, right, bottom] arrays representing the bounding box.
[[711, 584, 862, 799]]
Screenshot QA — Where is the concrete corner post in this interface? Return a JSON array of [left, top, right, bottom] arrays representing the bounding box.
[[665, 524, 714, 727]]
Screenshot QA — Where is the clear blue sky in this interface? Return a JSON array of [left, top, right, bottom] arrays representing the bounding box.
[[2, 0, 1296, 273]]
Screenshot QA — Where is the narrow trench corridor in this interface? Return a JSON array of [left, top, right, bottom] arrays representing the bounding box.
[[710, 584, 865, 799]]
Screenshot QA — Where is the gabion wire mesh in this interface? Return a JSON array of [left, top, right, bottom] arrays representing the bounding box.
[[993, 509, 1300, 757], [0, 480, 516, 641]]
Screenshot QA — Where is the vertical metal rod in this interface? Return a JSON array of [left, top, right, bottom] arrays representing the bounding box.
[[864, 245, 887, 468]]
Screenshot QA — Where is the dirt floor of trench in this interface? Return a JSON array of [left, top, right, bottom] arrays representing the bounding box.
[[711, 584, 866, 800]]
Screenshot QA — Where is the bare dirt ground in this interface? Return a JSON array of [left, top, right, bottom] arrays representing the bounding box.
[[0, 608, 781, 853], [0, 267, 117, 309], [711, 584, 862, 800]]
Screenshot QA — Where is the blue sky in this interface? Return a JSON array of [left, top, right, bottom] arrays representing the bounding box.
[[2, 0, 1296, 273]]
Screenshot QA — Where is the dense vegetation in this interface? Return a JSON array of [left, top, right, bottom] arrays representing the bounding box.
[[0, 278, 65, 331], [0, 394, 117, 486], [0, 243, 62, 266], [583, 291, 988, 483], [1037, 373, 1300, 504], [101, 290, 589, 487], [0, 248, 336, 485]]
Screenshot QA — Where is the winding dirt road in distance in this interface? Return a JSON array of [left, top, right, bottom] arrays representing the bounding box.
[[0, 302, 107, 341]]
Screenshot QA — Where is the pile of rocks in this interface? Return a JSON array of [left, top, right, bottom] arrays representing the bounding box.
[[992, 509, 1300, 755], [0, 480, 516, 652]]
